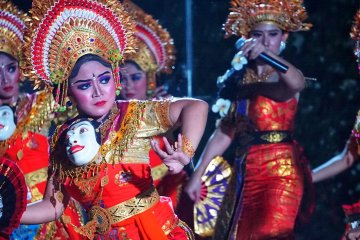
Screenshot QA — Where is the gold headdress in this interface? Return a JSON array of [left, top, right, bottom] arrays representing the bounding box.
[[224, 0, 312, 38], [123, 0, 175, 96], [23, 0, 135, 110], [0, 0, 28, 62], [350, 9, 360, 71]]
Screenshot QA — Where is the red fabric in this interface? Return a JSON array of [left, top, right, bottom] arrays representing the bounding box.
[[235, 96, 306, 239], [92, 197, 188, 240], [5, 132, 49, 203]]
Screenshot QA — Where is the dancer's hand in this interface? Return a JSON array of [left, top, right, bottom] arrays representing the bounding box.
[[151, 134, 190, 174], [184, 173, 202, 202], [151, 85, 171, 99]]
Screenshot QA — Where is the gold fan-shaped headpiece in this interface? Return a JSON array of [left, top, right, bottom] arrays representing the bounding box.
[[223, 0, 312, 38], [0, 0, 28, 62], [123, 0, 175, 96], [23, 0, 136, 110]]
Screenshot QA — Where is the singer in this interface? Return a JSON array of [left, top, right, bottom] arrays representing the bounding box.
[[185, 0, 314, 239]]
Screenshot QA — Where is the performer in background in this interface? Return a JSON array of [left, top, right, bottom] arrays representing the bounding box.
[[19, 0, 208, 239], [120, 0, 187, 211], [185, 0, 313, 239], [310, 9, 360, 240]]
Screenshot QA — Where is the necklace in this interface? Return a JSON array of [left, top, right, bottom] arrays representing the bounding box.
[[242, 68, 275, 85]]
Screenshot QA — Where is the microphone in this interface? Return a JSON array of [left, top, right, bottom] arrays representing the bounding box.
[[235, 38, 289, 73]]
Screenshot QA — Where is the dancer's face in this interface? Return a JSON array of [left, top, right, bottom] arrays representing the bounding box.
[[249, 23, 288, 55], [69, 61, 116, 119], [120, 62, 147, 100], [0, 53, 20, 101], [0, 105, 15, 141], [66, 120, 100, 166]]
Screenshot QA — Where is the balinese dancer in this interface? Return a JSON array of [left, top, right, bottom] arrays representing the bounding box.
[[19, 0, 208, 239], [119, 0, 186, 210], [185, 0, 313, 239]]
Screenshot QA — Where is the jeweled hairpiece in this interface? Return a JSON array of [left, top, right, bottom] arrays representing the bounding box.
[[350, 9, 360, 73], [224, 0, 312, 38], [0, 0, 27, 62], [23, 0, 135, 110], [123, 0, 175, 96]]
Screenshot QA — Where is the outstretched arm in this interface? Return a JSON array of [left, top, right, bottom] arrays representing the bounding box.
[[312, 145, 356, 183], [151, 98, 208, 174], [185, 127, 233, 202], [21, 176, 67, 224]]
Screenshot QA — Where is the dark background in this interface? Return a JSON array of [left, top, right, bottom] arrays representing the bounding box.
[[14, 0, 360, 239]]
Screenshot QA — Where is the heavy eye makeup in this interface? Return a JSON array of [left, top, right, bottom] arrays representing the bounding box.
[[71, 71, 111, 90], [7, 63, 18, 73]]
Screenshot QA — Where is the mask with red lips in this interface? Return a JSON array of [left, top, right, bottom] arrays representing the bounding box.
[[0, 105, 15, 141], [66, 120, 100, 166]]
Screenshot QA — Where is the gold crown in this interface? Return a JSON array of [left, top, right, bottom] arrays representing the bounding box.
[[224, 0, 312, 38], [122, 0, 175, 94], [351, 9, 360, 41], [0, 0, 28, 61], [23, 0, 135, 90]]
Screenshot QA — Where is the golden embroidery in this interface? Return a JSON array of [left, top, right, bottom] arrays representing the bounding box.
[[24, 167, 48, 187], [260, 132, 288, 143], [73, 176, 99, 198], [181, 134, 195, 158], [29, 186, 43, 203], [101, 175, 109, 187], [89, 205, 112, 235], [102, 101, 146, 164], [108, 187, 159, 223], [155, 100, 173, 129], [242, 68, 275, 85], [151, 163, 168, 181], [162, 213, 179, 235]]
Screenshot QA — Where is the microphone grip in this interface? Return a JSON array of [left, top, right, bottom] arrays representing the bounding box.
[[259, 53, 288, 73]]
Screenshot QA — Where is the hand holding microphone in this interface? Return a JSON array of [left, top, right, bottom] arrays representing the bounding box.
[[235, 38, 288, 73]]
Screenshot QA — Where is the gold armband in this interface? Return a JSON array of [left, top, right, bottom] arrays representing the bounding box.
[[182, 134, 195, 158]]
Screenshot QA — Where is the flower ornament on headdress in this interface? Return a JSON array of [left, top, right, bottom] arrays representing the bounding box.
[[123, 0, 175, 96], [223, 0, 312, 38], [0, 0, 28, 62], [350, 9, 360, 74], [23, 0, 135, 111]]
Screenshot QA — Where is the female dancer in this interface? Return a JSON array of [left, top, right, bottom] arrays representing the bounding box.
[[185, 0, 312, 239], [20, 0, 208, 239]]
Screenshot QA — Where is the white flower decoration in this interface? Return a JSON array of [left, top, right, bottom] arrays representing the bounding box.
[[231, 51, 248, 71], [212, 98, 231, 117]]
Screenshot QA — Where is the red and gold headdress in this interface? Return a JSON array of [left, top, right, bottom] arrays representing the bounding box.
[[23, 0, 135, 110], [0, 0, 28, 62], [224, 0, 312, 38], [123, 0, 175, 96], [350, 9, 360, 73]]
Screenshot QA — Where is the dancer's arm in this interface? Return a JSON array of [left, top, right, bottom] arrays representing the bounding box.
[[312, 145, 356, 183], [21, 176, 67, 224], [185, 127, 233, 202]]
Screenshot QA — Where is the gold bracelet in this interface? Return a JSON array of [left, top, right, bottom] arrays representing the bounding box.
[[182, 134, 195, 158]]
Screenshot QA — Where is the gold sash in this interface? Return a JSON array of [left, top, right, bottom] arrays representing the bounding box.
[[107, 187, 159, 224]]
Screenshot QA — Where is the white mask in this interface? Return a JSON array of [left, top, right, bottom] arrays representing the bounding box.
[[0, 105, 16, 141], [66, 120, 100, 166]]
